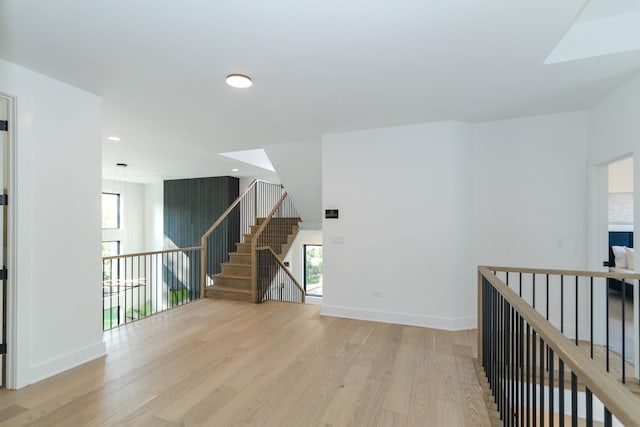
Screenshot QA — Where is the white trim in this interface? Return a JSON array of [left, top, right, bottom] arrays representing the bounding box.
[[305, 295, 322, 305], [0, 92, 18, 388], [28, 341, 106, 385], [320, 304, 476, 331]]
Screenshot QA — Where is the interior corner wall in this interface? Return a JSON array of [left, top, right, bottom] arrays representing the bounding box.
[[472, 112, 590, 270], [0, 58, 105, 388], [265, 140, 322, 230], [321, 121, 475, 330]]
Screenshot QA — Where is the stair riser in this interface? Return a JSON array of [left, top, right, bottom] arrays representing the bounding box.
[[221, 264, 251, 276], [250, 225, 297, 235], [229, 253, 251, 264], [235, 243, 252, 253], [256, 217, 299, 225], [205, 288, 253, 302], [213, 276, 251, 290]]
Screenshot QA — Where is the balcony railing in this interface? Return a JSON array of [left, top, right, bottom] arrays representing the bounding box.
[[102, 246, 202, 331], [478, 266, 640, 426]]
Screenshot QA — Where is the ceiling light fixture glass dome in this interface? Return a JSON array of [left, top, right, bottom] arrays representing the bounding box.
[[226, 74, 253, 88]]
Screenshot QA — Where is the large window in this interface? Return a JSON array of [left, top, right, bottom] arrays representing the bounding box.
[[304, 245, 323, 296], [102, 193, 120, 229]]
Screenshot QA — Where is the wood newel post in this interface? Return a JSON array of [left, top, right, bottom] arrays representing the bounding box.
[[200, 236, 207, 298], [251, 239, 257, 303]]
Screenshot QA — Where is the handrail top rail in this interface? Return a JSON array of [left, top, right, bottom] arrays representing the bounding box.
[[256, 245, 305, 298], [251, 192, 289, 245], [200, 179, 283, 241], [479, 266, 640, 426], [102, 245, 202, 261], [485, 265, 640, 280]]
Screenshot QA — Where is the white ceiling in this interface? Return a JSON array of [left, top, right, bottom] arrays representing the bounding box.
[[1, 0, 640, 183]]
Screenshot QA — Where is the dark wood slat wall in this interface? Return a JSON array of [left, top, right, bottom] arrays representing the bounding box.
[[163, 176, 239, 295]]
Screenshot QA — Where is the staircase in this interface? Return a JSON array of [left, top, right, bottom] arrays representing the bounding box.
[[204, 217, 300, 302]]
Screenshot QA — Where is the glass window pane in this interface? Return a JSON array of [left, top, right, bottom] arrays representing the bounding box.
[[304, 245, 323, 296], [102, 241, 120, 257], [102, 193, 120, 229]]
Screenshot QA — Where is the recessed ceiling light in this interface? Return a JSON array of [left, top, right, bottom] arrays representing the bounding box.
[[226, 74, 253, 89], [232, 168, 239, 172], [107, 136, 121, 141]]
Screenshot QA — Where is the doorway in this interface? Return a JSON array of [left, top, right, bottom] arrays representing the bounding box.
[[303, 244, 323, 297]]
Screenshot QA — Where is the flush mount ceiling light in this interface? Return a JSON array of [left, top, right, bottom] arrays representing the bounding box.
[[226, 74, 253, 89], [232, 168, 239, 172], [107, 136, 121, 141]]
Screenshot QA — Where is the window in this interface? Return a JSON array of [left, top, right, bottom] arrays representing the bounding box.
[[101, 240, 120, 257], [304, 245, 323, 296], [102, 193, 120, 229]]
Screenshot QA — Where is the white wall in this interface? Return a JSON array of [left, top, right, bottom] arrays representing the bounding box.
[[473, 112, 589, 270], [321, 121, 475, 330], [0, 58, 105, 388]]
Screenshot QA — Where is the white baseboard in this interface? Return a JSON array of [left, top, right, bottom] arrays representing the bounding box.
[[320, 304, 476, 331], [28, 341, 106, 386]]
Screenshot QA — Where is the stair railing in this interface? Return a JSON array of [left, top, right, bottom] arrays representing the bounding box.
[[478, 266, 640, 426], [251, 192, 301, 302], [200, 179, 284, 296], [256, 246, 305, 303]]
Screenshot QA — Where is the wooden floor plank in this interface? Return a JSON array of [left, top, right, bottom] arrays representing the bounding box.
[[0, 299, 490, 426]]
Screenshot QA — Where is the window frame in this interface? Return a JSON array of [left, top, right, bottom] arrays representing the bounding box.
[[101, 192, 121, 230]]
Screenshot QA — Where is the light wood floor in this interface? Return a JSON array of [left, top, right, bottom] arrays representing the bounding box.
[[0, 300, 491, 426]]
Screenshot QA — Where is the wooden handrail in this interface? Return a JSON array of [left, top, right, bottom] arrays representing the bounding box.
[[102, 246, 202, 261], [201, 179, 258, 239], [250, 192, 289, 301], [485, 265, 640, 280], [478, 266, 640, 426], [256, 245, 305, 303]]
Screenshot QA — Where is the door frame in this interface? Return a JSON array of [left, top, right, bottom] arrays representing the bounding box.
[[303, 244, 323, 297], [588, 152, 639, 380], [0, 92, 17, 389]]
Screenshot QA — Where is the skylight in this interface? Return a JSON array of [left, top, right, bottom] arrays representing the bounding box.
[[219, 148, 275, 172], [545, 0, 640, 64]]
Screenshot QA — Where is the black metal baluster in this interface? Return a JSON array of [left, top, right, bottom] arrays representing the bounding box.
[[540, 338, 545, 426], [590, 277, 594, 359], [604, 408, 612, 427], [606, 280, 610, 372], [575, 276, 579, 346], [546, 274, 550, 321], [585, 387, 593, 427], [621, 279, 626, 384], [532, 273, 536, 309], [519, 272, 522, 297], [550, 349, 555, 427], [571, 372, 577, 427], [532, 330, 537, 427], [561, 275, 565, 334], [558, 359, 564, 427], [526, 323, 530, 427], [520, 314, 524, 427]]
